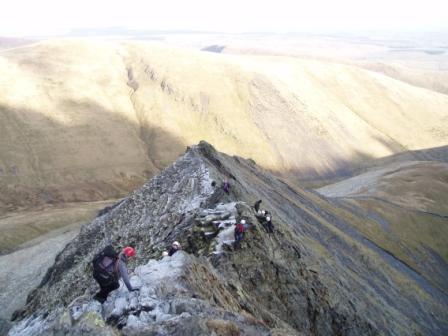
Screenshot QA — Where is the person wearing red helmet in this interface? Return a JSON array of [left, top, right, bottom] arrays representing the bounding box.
[[93, 245, 137, 303], [123, 246, 136, 258]]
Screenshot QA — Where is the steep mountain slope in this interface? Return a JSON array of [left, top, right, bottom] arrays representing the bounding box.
[[1, 40, 447, 214], [359, 62, 448, 95], [0, 200, 115, 254], [10, 142, 447, 335], [317, 160, 448, 294]]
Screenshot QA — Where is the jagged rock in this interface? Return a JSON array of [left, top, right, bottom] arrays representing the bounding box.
[[9, 142, 448, 335], [55, 310, 119, 336], [10, 252, 271, 335]]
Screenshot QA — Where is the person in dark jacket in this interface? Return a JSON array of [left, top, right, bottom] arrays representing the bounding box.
[[168, 241, 181, 256], [254, 199, 262, 213], [222, 179, 230, 194], [261, 210, 274, 233], [264, 216, 275, 233], [94, 246, 137, 303]]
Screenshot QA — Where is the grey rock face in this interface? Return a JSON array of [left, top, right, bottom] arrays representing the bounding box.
[[10, 141, 448, 335], [0, 318, 11, 336], [10, 252, 271, 336]]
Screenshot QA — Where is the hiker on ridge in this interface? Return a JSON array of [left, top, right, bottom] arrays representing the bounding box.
[[264, 210, 271, 218], [168, 241, 182, 256], [264, 215, 275, 233], [93, 246, 137, 303], [254, 199, 262, 214], [234, 219, 246, 249], [222, 179, 230, 194]]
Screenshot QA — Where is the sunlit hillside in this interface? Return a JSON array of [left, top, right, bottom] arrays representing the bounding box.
[[1, 39, 447, 215]]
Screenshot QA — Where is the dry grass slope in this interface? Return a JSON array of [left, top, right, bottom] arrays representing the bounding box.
[[1, 39, 447, 214], [317, 161, 448, 293]]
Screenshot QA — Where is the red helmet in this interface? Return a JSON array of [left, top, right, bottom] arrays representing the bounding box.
[[123, 246, 136, 257]]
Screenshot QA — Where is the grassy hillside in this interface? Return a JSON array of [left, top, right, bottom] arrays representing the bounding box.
[[0, 200, 116, 254], [317, 161, 448, 293], [1, 39, 447, 214]]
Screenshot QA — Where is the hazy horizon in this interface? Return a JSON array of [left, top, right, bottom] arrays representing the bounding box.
[[1, 0, 447, 38]]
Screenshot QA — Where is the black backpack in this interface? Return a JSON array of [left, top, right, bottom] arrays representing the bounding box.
[[92, 245, 118, 285]]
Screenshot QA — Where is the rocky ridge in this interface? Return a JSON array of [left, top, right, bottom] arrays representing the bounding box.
[[9, 142, 448, 335]]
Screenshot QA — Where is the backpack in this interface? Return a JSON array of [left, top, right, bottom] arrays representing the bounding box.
[[92, 245, 118, 285], [236, 223, 245, 234]]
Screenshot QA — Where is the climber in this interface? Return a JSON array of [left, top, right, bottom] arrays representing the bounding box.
[[93, 246, 137, 303], [264, 215, 275, 233], [255, 209, 266, 221], [254, 199, 262, 213], [168, 241, 182, 256], [222, 179, 230, 194], [234, 219, 246, 249]]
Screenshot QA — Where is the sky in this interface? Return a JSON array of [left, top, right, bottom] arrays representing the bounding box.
[[1, 0, 447, 37]]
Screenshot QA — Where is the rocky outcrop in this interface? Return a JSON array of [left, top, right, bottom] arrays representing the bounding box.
[[10, 142, 448, 335]]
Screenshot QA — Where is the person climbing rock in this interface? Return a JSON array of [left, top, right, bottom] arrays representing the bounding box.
[[93, 246, 137, 303], [258, 210, 274, 233], [255, 209, 266, 221], [222, 179, 230, 194], [254, 199, 262, 213], [234, 220, 246, 249], [168, 241, 181, 256], [264, 216, 275, 233], [255, 209, 266, 222]]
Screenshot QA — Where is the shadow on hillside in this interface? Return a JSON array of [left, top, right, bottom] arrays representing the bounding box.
[[366, 145, 448, 165], [2, 97, 447, 209], [275, 141, 448, 189], [0, 100, 186, 214]]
